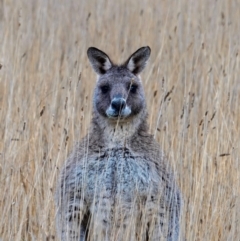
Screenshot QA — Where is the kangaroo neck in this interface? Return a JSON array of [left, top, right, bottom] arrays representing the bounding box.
[[91, 114, 148, 149]]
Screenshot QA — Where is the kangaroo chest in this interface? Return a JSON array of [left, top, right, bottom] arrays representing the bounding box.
[[79, 148, 151, 203]]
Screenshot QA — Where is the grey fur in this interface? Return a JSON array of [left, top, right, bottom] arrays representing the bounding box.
[[56, 47, 182, 241]]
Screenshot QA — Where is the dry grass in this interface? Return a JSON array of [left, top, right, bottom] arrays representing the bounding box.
[[0, 0, 239, 240]]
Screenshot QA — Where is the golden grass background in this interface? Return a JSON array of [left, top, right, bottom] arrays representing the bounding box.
[[0, 0, 239, 240]]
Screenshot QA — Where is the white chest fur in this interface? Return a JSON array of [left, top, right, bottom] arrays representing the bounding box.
[[77, 148, 152, 203]]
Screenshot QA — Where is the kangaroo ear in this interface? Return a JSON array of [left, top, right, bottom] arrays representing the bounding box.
[[124, 46, 151, 75], [87, 47, 113, 75]]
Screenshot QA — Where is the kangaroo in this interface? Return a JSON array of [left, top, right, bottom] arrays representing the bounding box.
[[56, 46, 182, 241]]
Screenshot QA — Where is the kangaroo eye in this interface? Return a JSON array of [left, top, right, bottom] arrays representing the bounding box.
[[100, 85, 110, 94], [129, 84, 138, 94]]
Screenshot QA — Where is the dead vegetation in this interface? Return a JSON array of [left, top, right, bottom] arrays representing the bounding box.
[[0, 0, 239, 240]]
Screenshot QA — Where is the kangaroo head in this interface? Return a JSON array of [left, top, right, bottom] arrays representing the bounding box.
[[87, 46, 151, 124]]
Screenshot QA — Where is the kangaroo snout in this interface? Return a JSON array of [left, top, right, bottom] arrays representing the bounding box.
[[106, 97, 131, 119], [111, 97, 126, 112]]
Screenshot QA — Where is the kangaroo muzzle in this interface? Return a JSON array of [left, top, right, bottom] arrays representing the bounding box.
[[106, 97, 131, 119]]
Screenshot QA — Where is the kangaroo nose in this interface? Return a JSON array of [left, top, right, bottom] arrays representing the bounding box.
[[111, 98, 126, 112]]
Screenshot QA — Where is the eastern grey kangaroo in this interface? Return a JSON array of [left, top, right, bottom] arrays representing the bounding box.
[[56, 46, 182, 241]]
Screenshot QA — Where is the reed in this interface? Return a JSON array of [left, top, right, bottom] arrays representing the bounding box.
[[0, 0, 239, 240]]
